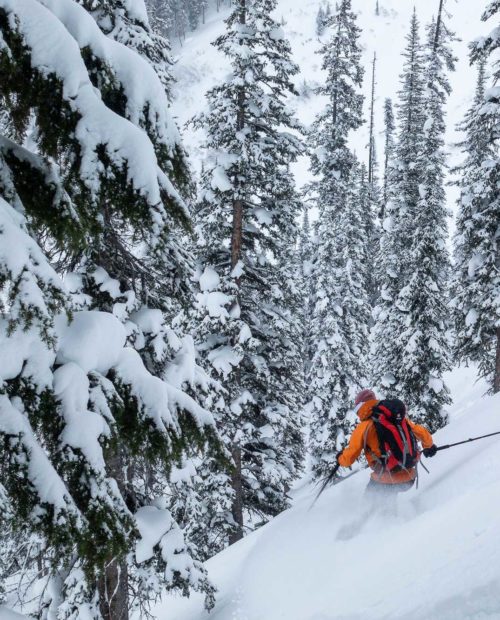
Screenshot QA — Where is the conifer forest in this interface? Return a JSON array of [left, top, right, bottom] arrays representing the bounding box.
[[1, 0, 500, 619]]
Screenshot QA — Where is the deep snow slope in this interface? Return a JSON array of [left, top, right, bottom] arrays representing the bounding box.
[[171, 0, 488, 210], [154, 367, 500, 620]]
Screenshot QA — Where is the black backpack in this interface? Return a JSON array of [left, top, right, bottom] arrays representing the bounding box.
[[371, 399, 420, 473]]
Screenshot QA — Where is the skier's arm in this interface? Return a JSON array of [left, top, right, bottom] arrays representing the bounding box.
[[408, 419, 433, 449], [337, 422, 369, 467]]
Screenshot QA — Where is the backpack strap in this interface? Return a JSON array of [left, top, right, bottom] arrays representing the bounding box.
[[363, 418, 389, 479]]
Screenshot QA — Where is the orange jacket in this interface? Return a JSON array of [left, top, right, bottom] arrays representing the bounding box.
[[337, 400, 434, 484]]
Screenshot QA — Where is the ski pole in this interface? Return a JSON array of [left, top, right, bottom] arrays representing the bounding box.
[[309, 462, 341, 510], [436, 430, 500, 452]]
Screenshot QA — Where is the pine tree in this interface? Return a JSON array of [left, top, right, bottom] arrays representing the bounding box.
[[371, 10, 426, 399], [371, 7, 453, 430], [366, 52, 381, 306], [308, 0, 370, 478], [381, 98, 396, 218], [367, 53, 378, 210], [299, 206, 315, 378], [453, 47, 500, 389], [458, 1, 500, 392], [316, 5, 326, 36], [395, 5, 455, 430], [0, 0, 218, 616], [358, 163, 378, 310], [192, 0, 305, 546]]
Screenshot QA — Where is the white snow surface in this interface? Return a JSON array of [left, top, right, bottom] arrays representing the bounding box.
[[154, 366, 500, 620], [135, 505, 176, 564], [0, 606, 30, 620], [56, 311, 127, 374]]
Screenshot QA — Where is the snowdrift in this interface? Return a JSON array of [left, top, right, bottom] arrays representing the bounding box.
[[155, 375, 500, 620]]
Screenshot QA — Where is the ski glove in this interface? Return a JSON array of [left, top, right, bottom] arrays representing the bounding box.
[[423, 444, 437, 458]]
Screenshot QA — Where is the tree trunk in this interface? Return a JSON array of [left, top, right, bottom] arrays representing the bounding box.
[[231, 199, 244, 274], [228, 445, 244, 544], [98, 447, 129, 620], [228, 0, 246, 547], [98, 559, 129, 620], [494, 327, 500, 394], [433, 0, 445, 52]]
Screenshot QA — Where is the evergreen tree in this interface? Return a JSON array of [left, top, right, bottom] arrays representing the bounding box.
[[454, 0, 500, 393], [371, 10, 426, 399], [316, 5, 326, 36], [395, 6, 455, 430], [454, 33, 500, 390], [372, 7, 453, 430], [358, 163, 378, 309], [365, 53, 381, 306], [0, 0, 218, 616], [299, 205, 315, 378], [192, 0, 305, 546], [382, 97, 396, 218], [308, 0, 370, 478], [367, 52, 380, 214]]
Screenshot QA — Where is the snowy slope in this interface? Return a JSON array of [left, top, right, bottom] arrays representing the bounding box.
[[171, 0, 489, 219], [153, 366, 500, 620]]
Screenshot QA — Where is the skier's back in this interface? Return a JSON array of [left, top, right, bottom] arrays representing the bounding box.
[[337, 390, 437, 506]]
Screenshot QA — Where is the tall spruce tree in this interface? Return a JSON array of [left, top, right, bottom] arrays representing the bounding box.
[[381, 98, 396, 219], [308, 0, 371, 478], [0, 0, 219, 617], [299, 206, 315, 379], [371, 6, 453, 430], [454, 9, 500, 391], [395, 5, 454, 430], [192, 0, 305, 546], [371, 10, 426, 400]]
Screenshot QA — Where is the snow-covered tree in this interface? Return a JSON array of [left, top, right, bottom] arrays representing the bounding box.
[[367, 53, 381, 218], [192, 0, 305, 545], [371, 7, 453, 430], [371, 10, 426, 400], [381, 97, 396, 218], [0, 0, 219, 617], [454, 18, 500, 391], [308, 0, 371, 478], [299, 206, 315, 378], [393, 7, 454, 430]]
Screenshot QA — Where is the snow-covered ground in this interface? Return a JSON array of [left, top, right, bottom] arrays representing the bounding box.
[[153, 364, 500, 620], [171, 0, 488, 227]]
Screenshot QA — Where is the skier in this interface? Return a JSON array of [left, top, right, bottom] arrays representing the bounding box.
[[337, 389, 438, 510]]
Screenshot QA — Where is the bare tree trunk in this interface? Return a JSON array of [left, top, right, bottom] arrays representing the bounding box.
[[228, 446, 244, 544], [494, 327, 500, 394], [433, 0, 445, 53], [98, 559, 129, 620], [98, 448, 129, 620], [228, 0, 246, 547], [231, 198, 243, 272]]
